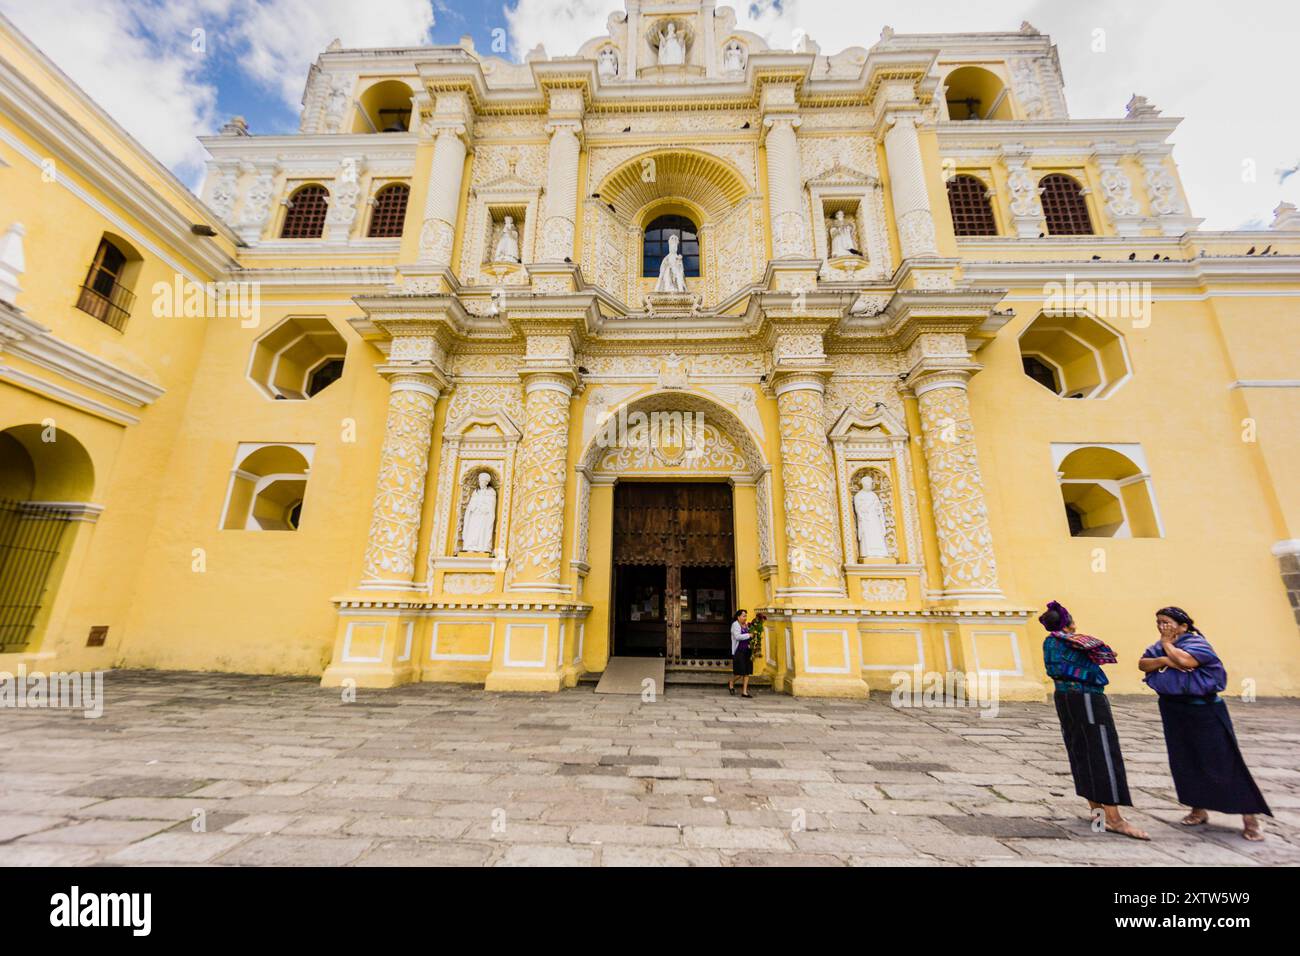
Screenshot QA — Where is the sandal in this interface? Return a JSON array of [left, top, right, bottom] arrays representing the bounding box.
[[1105, 820, 1151, 841], [728, 685, 735, 696], [741, 692, 753, 699], [1243, 817, 1264, 842], [1180, 810, 1209, 827]]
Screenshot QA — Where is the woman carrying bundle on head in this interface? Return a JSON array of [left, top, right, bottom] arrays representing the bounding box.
[[1139, 606, 1271, 841], [1040, 600, 1148, 840]]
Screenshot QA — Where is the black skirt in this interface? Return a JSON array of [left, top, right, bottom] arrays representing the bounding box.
[[732, 643, 753, 676], [1053, 690, 1132, 806], [1158, 697, 1272, 816]]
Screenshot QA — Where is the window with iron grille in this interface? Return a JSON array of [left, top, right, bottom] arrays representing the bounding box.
[[946, 174, 998, 237], [74, 236, 135, 331], [367, 183, 409, 238], [642, 214, 700, 278], [1040, 173, 1094, 236], [281, 184, 329, 239]]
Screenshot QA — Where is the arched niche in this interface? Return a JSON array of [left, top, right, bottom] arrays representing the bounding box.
[[428, 408, 522, 585], [1052, 443, 1163, 538]]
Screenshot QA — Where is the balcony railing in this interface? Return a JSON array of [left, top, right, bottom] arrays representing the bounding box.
[[75, 278, 135, 331]]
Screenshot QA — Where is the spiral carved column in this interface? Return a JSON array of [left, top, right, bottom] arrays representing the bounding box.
[[361, 371, 443, 588], [506, 371, 575, 592], [773, 369, 844, 595], [912, 368, 1001, 598]]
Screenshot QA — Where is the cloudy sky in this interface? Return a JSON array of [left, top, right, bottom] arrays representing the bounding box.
[[2, 0, 1297, 229]]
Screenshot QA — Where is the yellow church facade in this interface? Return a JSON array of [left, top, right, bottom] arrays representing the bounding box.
[[2, 2, 1299, 701]]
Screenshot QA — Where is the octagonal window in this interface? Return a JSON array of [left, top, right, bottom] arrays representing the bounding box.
[[1018, 312, 1131, 399], [248, 316, 347, 400]]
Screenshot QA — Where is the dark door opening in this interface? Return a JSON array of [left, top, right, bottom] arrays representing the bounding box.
[[611, 482, 734, 663]]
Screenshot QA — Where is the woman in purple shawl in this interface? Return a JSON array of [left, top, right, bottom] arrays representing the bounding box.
[[1139, 606, 1271, 841]]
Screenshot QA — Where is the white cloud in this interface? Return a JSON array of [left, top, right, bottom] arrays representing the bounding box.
[[0, 0, 218, 176], [0, 0, 435, 185], [227, 0, 436, 107]]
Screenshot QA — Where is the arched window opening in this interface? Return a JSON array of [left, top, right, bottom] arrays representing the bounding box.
[[946, 175, 998, 237], [642, 214, 700, 278], [367, 183, 409, 238], [76, 236, 138, 331], [281, 184, 329, 239], [220, 444, 313, 531], [1054, 444, 1162, 539], [943, 66, 1013, 121], [1040, 173, 1093, 236]]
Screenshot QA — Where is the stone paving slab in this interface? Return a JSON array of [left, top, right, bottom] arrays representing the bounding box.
[[1, 670, 1298, 866]]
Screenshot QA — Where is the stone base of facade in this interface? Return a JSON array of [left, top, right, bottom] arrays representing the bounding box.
[[321, 596, 590, 691]]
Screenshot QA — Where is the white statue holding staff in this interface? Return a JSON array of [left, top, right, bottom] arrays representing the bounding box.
[[656, 22, 686, 66], [854, 474, 890, 559], [461, 472, 497, 552]]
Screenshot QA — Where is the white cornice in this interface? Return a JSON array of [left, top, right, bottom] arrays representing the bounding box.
[[938, 118, 1182, 154], [959, 252, 1300, 287], [0, 302, 165, 411]]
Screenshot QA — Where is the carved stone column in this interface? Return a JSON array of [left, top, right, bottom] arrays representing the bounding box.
[[882, 112, 939, 258], [763, 114, 811, 259], [540, 122, 582, 261], [417, 93, 473, 266], [361, 364, 446, 589], [907, 362, 1001, 599], [771, 334, 844, 596], [506, 336, 578, 592]]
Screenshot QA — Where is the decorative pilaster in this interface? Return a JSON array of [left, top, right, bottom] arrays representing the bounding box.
[[417, 93, 473, 266], [1138, 145, 1194, 237], [540, 123, 582, 261], [360, 367, 445, 589], [1000, 145, 1044, 238], [771, 332, 844, 597], [763, 115, 810, 259], [506, 349, 577, 593], [907, 361, 1001, 599], [882, 112, 939, 258], [1093, 144, 1143, 237]]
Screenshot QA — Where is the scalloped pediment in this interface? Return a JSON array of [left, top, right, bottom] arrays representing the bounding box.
[[828, 404, 909, 440], [806, 163, 878, 188]]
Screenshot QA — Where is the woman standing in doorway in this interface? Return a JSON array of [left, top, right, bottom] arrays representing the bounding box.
[[1041, 600, 1148, 840], [1139, 606, 1271, 841], [729, 609, 753, 698]]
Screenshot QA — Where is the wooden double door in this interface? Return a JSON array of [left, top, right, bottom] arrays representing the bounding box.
[[612, 482, 735, 661]]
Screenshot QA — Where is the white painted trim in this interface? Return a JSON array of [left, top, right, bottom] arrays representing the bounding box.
[[1271, 540, 1300, 558], [503, 621, 548, 668], [970, 629, 1024, 677], [397, 621, 414, 662], [429, 620, 494, 662], [341, 621, 386, 663], [801, 627, 851, 675], [1230, 380, 1300, 389], [859, 626, 925, 672]]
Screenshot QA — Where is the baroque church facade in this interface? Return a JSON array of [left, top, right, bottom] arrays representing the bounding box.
[[2, 1, 1299, 698]]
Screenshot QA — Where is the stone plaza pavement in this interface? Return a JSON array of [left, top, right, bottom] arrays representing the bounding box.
[[1, 671, 1298, 867]]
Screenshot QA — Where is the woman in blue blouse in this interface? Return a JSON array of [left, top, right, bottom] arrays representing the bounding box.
[[1041, 600, 1148, 840], [1139, 606, 1271, 841]]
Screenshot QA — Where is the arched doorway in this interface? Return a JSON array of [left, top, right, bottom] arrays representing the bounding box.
[[0, 424, 95, 652], [575, 389, 773, 667]]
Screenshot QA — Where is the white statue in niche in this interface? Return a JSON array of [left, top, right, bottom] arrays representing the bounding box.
[[655, 233, 687, 292], [492, 215, 520, 263], [598, 47, 619, 78], [723, 40, 745, 73], [828, 210, 858, 258], [853, 474, 890, 559], [656, 22, 686, 66], [461, 472, 497, 552]]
